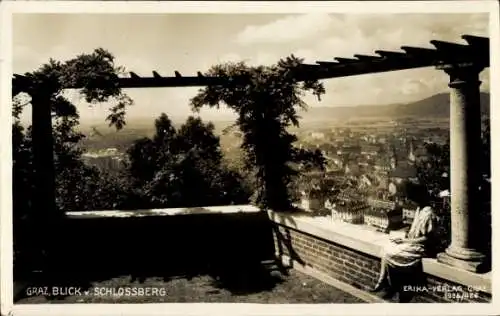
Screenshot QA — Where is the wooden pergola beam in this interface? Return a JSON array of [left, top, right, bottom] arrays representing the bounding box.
[[400, 46, 439, 61], [117, 76, 231, 88], [353, 54, 384, 62], [334, 57, 360, 64], [315, 61, 341, 67], [462, 35, 489, 50], [294, 59, 435, 82], [430, 39, 471, 53], [430, 40, 475, 63], [374, 50, 408, 59]]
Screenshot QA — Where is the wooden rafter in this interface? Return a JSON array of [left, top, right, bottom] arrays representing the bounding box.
[[353, 54, 384, 62]]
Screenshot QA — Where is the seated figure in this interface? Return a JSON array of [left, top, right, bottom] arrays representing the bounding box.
[[371, 189, 437, 301]]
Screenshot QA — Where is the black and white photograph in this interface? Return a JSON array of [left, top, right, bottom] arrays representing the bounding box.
[[1, 1, 498, 315]]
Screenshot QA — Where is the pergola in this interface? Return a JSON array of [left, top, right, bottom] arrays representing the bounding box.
[[12, 34, 490, 273]]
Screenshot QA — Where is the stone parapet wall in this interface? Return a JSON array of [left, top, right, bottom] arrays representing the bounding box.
[[52, 205, 491, 303], [269, 210, 492, 303], [51, 206, 275, 279]]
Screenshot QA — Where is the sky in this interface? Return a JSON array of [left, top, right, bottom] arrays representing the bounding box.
[[13, 13, 490, 124]]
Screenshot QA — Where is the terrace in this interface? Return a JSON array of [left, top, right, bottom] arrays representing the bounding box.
[[11, 34, 492, 304], [13, 205, 492, 303]]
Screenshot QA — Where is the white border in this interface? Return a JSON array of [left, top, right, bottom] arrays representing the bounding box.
[[1, 1, 497, 14], [1, 1, 499, 316], [1, 2, 14, 315]]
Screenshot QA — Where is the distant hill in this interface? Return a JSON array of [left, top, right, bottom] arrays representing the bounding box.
[[79, 92, 490, 132], [298, 92, 490, 122]]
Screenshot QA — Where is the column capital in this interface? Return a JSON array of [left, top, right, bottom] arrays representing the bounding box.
[[437, 62, 485, 88]]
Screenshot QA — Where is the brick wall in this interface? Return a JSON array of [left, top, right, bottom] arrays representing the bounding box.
[[272, 223, 492, 303], [273, 224, 380, 291]]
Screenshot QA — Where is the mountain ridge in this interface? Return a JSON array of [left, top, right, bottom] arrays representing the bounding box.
[[79, 92, 490, 131], [297, 92, 490, 122]]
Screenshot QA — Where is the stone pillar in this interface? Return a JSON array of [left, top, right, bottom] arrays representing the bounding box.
[[436, 62, 487, 272]]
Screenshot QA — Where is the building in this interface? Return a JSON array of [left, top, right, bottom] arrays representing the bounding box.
[[401, 200, 419, 224], [365, 198, 403, 232], [388, 138, 419, 183], [331, 199, 366, 224], [311, 132, 325, 140], [361, 144, 380, 156]]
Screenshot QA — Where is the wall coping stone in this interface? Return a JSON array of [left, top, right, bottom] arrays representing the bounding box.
[[65, 204, 261, 219], [267, 210, 491, 294]]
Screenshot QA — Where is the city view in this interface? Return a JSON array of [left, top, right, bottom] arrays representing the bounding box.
[[78, 91, 490, 237]]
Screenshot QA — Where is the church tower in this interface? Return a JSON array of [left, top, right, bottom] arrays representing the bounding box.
[[389, 143, 397, 170], [408, 137, 416, 164], [345, 163, 350, 174]]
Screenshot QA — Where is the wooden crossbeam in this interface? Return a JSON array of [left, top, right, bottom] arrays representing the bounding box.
[[400, 46, 438, 60], [353, 54, 383, 61], [462, 35, 489, 51], [13, 74, 30, 86], [462, 35, 489, 44], [430, 39, 479, 64], [374, 50, 408, 59], [334, 57, 360, 63], [430, 40, 471, 54], [12, 74, 32, 95], [295, 57, 435, 82], [116, 76, 233, 88], [316, 61, 341, 67], [298, 63, 323, 69]]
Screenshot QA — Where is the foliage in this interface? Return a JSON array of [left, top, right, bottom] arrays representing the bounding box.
[[126, 113, 252, 208], [12, 48, 132, 222], [413, 117, 491, 254], [481, 116, 490, 178], [190, 56, 326, 211], [12, 121, 33, 221], [17, 48, 132, 130], [415, 141, 450, 200], [416, 116, 490, 201]]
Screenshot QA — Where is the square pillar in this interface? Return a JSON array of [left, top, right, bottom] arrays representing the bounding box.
[[30, 90, 57, 269], [436, 62, 488, 273]]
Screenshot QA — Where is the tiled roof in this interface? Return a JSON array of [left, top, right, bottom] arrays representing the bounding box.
[[335, 198, 367, 211], [367, 198, 397, 210], [401, 200, 419, 209]]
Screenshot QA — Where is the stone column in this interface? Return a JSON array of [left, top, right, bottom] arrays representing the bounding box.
[[436, 62, 487, 272]]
